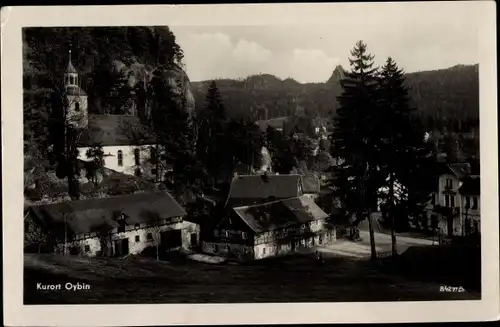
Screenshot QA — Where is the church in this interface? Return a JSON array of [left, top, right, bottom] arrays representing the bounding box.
[[61, 50, 194, 179]]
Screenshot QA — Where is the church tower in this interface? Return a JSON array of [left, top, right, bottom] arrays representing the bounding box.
[[64, 48, 88, 129]]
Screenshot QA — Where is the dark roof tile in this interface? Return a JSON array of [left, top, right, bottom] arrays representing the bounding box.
[[233, 195, 328, 233], [30, 191, 186, 235], [226, 174, 301, 208], [78, 115, 156, 147]]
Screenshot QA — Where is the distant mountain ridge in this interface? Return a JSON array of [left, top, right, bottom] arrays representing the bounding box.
[[191, 64, 479, 123]]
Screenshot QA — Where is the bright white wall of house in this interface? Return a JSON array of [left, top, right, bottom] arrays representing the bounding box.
[[438, 174, 463, 209]]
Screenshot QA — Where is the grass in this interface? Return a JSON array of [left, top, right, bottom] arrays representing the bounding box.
[[24, 248, 480, 304]]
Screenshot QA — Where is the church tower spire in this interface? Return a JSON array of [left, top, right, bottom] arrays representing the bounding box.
[[65, 45, 79, 87], [63, 44, 88, 129]]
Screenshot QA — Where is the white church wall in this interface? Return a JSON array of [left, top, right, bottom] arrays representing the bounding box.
[[77, 144, 156, 176]]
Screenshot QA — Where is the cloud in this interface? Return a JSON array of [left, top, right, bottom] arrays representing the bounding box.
[[289, 49, 339, 83], [174, 31, 340, 83], [232, 39, 272, 63]]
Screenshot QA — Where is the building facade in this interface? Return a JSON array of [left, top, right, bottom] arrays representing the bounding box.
[[423, 163, 480, 237], [26, 192, 199, 257], [202, 195, 335, 261]]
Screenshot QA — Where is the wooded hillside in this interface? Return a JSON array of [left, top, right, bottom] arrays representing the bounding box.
[[191, 64, 480, 129]]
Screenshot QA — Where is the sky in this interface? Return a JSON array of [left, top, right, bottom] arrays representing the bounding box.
[[169, 4, 479, 83]]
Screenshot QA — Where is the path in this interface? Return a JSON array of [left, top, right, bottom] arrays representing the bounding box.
[[316, 231, 434, 259]]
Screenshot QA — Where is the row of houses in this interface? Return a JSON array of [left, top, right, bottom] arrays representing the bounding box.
[[25, 173, 335, 261]]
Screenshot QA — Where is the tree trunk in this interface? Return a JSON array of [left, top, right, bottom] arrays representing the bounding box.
[[367, 209, 377, 261], [389, 172, 397, 256]]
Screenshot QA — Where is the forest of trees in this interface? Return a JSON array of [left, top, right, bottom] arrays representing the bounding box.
[[190, 64, 479, 133]]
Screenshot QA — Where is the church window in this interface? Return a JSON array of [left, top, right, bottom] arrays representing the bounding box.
[[134, 149, 140, 165], [117, 150, 123, 166]]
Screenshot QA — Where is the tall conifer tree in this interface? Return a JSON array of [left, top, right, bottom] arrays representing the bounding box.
[[197, 81, 230, 186], [377, 57, 435, 255], [331, 40, 380, 259]]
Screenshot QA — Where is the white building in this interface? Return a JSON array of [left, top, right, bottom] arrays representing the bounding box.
[[61, 50, 193, 180], [424, 163, 480, 237], [26, 192, 199, 257]]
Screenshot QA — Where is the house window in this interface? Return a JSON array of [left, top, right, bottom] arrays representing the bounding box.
[[242, 232, 247, 239], [263, 247, 266, 255], [117, 150, 123, 166], [445, 178, 453, 189], [74, 102, 80, 112], [445, 194, 454, 208], [472, 196, 478, 209], [84, 245, 90, 252], [135, 235, 140, 243], [134, 149, 140, 165], [147, 233, 153, 241]]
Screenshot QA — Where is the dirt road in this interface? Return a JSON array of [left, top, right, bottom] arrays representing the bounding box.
[[317, 231, 435, 259]]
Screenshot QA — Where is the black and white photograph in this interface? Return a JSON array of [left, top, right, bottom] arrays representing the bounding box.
[[2, 2, 498, 325]]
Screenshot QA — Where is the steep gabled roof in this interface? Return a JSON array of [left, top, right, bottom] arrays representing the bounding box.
[[226, 174, 302, 208], [447, 163, 471, 180], [29, 191, 186, 236], [232, 195, 328, 233], [78, 115, 156, 147]]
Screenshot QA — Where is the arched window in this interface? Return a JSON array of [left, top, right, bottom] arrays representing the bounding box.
[[74, 102, 80, 112], [117, 150, 123, 166], [134, 148, 140, 165]]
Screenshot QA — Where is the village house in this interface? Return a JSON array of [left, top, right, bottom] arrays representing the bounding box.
[[202, 195, 335, 260], [25, 191, 199, 257], [200, 173, 329, 260], [424, 162, 480, 237]]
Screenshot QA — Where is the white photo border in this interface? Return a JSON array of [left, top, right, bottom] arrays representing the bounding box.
[[2, 2, 498, 325]]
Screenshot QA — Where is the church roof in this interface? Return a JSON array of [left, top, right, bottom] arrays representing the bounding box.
[[78, 115, 156, 147], [66, 60, 78, 74]]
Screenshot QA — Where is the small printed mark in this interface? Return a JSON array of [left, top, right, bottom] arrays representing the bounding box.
[[439, 285, 465, 293]]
